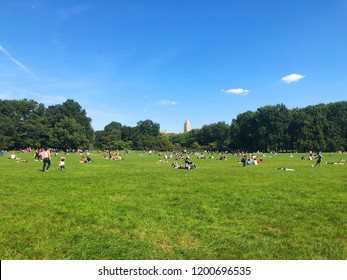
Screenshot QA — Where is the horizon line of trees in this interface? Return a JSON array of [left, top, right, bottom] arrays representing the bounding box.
[[1, 99, 346, 152]]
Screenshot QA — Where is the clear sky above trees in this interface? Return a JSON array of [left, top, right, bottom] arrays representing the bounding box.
[[1, 0, 347, 133]]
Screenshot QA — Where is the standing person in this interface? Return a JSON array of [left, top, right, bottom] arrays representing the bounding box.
[[59, 158, 65, 171], [313, 152, 323, 167], [41, 147, 51, 172], [34, 149, 41, 161], [241, 155, 247, 167]]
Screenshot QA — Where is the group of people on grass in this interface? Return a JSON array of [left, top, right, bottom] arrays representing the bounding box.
[[171, 156, 197, 170], [102, 150, 125, 160], [5, 147, 346, 173], [300, 151, 325, 167], [40, 149, 94, 172], [240, 155, 263, 167]]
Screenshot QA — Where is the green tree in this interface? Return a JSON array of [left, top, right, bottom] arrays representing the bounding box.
[[254, 104, 291, 152], [303, 104, 328, 151], [45, 99, 94, 149], [104, 121, 122, 148], [326, 101, 347, 151], [94, 130, 107, 149], [49, 117, 90, 149], [168, 133, 187, 150], [136, 120, 160, 137], [0, 115, 16, 148], [288, 108, 313, 151], [0, 99, 47, 149], [198, 121, 230, 151], [230, 111, 256, 151]]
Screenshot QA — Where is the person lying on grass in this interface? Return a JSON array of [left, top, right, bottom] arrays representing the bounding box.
[[171, 161, 197, 169], [326, 161, 344, 165]]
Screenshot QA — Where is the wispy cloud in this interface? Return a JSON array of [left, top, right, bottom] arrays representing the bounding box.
[[0, 43, 35, 77], [221, 88, 250, 96], [157, 100, 178, 105], [59, 5, 89, 20], [281, 73, 305, 83], [0, 87, 66, 104], [31, 93, 67, 105]]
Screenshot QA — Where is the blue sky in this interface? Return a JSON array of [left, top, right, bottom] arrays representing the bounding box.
[[1, 0, 346, 133]]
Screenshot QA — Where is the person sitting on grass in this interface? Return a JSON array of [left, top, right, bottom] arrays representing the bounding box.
[[9, 153, 16, 160], [80, 156, 88, 163], [34, 149, 41, 161], [184, 157, 197, 169]]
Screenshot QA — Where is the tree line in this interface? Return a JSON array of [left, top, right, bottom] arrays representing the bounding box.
[[0, 99, 93, 150], [0, 99, 346, 152]]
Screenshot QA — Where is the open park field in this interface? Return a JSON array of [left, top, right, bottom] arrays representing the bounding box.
[[0, 151, 346, 260]]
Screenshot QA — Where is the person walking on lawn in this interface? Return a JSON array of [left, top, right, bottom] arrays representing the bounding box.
[[41, 147, 51, 172]]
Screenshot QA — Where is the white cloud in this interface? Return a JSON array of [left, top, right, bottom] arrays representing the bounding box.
[[281, 73, 305, 83], [0, 43, 35, 77], [157, 100, 177, 105], [221, 88, 250, 96]]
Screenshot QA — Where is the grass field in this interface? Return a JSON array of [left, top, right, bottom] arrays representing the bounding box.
[[0, 150, 346, 260]]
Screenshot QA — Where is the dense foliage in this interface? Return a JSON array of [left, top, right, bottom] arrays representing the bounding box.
[[0, 99, 346, 152], [229, 102, 347, 152], [0, 99, 93, 150]]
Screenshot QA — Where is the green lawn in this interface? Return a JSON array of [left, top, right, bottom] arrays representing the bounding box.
[[0, 151, 346, 260]]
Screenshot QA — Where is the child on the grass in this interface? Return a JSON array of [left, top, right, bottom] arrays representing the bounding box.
[[59, 158, 65, 170]]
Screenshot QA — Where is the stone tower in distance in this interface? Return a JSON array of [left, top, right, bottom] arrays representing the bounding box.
[[184, 119, 191, 133]]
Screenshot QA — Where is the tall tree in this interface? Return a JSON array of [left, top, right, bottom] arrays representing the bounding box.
[[326, 101, 347, 151], [254, 104, 291, 152], [303, 104, 328, 151], [0, 99, 47, 149], [136, 119, 160, 137], [230, 111, 256, 151], [45, 99, 94, 149], [288, 108, 313, 151], [49, 116, 91, 150], [198, 122, 230, 151]]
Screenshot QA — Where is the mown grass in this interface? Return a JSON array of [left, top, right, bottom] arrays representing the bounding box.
[[0, 151, 346, 260]]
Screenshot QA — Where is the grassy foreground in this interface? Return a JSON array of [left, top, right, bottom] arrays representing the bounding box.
[[0, 151, 346, 260]]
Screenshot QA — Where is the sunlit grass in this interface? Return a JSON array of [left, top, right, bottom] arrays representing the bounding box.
[[0, 151, 346, 259]]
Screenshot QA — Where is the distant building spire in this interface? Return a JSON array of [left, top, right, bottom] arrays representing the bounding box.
[[184, 119, 191, 133]]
